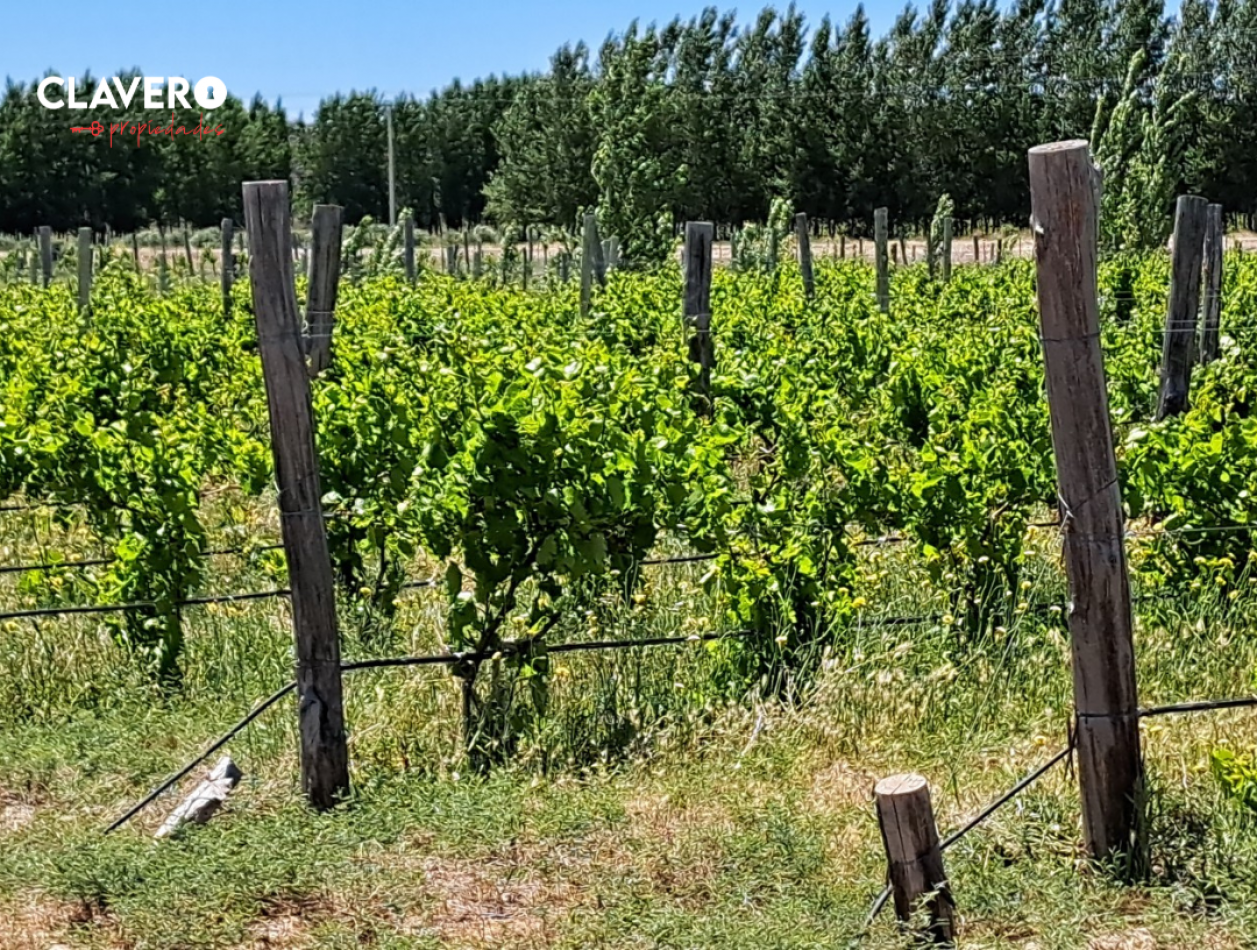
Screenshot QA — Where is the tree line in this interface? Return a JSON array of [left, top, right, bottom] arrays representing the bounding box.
[[2, 0, 1255, 257]]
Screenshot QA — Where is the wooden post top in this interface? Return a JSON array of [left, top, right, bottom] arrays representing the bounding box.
[[1028, 139, 1089, 155], [875, 773, 929, 798]]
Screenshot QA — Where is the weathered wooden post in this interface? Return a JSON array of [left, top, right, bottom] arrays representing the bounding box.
[[1199, 202, 1224, 365], [589, 213, 607, 286], [77, 227, 92, 311], [403, 216, 416, 282], [242, 180, 350, 811], [942, 217, 953, 284], [795, 212, 815, 298], [875, 773, 955, 944], [840, 233, 846, 259], [972, 234, 980, 264], [1029, 140, 1144, 872], [580, 212, 599, 318], [37, 226, 52, 287], [684, 222, 714, 416], [1157, 195, 1208, 419], [220, 218, 234, 317], [131, 233, 141, 273], [158, 227, 170, 294], [305, 205, 343, 378], [898, 236, 907, 267], [874, 208, 889, 313]]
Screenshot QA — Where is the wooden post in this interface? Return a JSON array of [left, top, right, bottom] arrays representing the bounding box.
[[1029, 140, 1143, 870], [972, 234, 979, 264], [158, 227, 169, 294], [898, 235, 907, 267], [795, 212, 815, 298], [874, 208, 889, 313], [132, 233, 141, 273], [77, 227, 92, 311], [37, 226, 52, 287], [1198, 202, 1224, 365], [242, 180, 350, 811], [403, 216, 416, 282], [942, 217, 953, 284], [590, 215, 607, 286], [875, 774, 955, 944], [305, 204, 343, 379], [220, 218, 234, 317], [1157, 195, 1208, 419], [580, 212, 599, 318], [183, 228, 195, 273], [840, 234, 846, 259], [684, 222, 714, 416]]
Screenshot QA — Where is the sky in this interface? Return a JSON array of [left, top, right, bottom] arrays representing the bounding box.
[[2, 0, 921, 120]]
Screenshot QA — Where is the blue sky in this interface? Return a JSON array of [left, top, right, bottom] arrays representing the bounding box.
[[3, 0, 927, 120]]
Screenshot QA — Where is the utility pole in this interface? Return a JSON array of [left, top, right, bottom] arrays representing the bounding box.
[[387, 103, 397, 228]]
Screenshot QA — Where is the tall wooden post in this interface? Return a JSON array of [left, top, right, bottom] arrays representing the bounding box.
[[37, 226, 52, 288], [874, 208, 889, 313], [1198, 202, 1224, 365], [941, 218, 953, 284], [305, 204, 344, 379], [580, 212, 599, 318], [1029, 140, 1143, 871], [77, 227, 92, 311], [158, 227, 169, 294], [1157, 195, 1208, 419], [132, 233, 141, 274], [242, 181, 350, 811], [795, 212, 815, 298], [220, 218, 234, 317], [403, 216, 416, 282], [590, 216, 607, 286], [839, 234, 846, 259], [875, 774, 955, 944], [684, 222, 714, 416]]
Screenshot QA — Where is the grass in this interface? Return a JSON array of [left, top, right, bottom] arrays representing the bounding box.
[[5, 501, 1257, 947]]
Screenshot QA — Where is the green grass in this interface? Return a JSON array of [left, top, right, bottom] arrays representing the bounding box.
[[5, 505, 1257, 947]]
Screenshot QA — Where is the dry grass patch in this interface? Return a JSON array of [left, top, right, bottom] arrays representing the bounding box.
[[244, 896, 330, 949], [0, 891, 105, 950], [401, 853, 577, 948]]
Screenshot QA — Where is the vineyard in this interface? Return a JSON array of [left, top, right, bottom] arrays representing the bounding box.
[[7, 179, 1257, 946]]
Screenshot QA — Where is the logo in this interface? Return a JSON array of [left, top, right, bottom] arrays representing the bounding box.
[[38, 77, 230, 147], [37, 76, 227, 110]]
